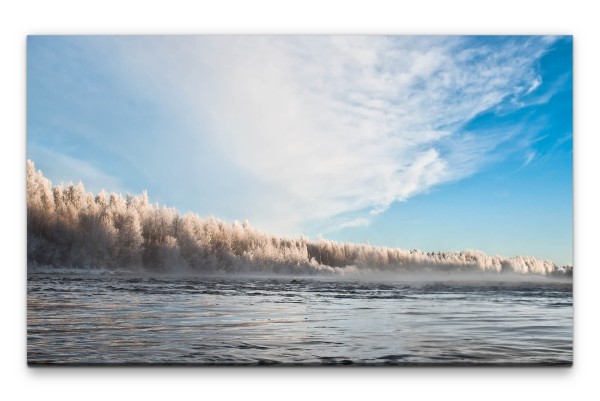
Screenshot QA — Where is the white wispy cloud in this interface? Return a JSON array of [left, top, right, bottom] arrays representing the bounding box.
[[110, 36, 556, 235], [29, 144, 123, 194], [523, 151, 537, 167]]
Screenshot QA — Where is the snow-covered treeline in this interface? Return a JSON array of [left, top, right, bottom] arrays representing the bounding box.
[[26, 160, 572, 277]]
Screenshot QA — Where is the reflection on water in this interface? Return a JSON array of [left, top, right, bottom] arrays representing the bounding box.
[[27, 274, 572, 365]]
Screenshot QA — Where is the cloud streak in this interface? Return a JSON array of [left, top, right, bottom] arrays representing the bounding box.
[[108, 36, 556, 235], [28, 143, 123, 194]]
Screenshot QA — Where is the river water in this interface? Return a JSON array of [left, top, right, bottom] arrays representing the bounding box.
[[27, 273, 572, 366]]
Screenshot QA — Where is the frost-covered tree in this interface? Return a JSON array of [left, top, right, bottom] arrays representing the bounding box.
[[26, 160, 572, 277]]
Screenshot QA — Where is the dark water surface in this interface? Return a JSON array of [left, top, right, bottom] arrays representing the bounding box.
[[27, 274, 572, 366]]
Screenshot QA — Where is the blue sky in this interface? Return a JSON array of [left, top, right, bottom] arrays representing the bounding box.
[[27, 35, 573, 265]]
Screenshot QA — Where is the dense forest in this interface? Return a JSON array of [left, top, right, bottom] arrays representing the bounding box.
[[26, 160, 572, 277]]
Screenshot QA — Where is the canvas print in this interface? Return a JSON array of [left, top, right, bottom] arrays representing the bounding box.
[[27, 35, 573, 366]]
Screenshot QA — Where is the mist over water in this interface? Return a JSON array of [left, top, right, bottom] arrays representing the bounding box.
[[27, 273, 572, 365]]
